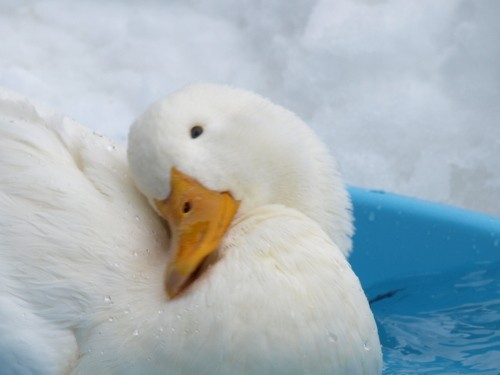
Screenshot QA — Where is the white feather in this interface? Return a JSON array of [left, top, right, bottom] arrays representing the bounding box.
[[0, 85, 381, 374]]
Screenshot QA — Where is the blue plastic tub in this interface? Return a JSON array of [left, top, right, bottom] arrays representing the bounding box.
[[349, 187, 500, 374]]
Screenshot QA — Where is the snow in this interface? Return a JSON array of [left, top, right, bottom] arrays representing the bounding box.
[[1, 0, 499, 215]]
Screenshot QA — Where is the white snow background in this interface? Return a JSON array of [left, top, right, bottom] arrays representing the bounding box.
[[1, 0, 499, 215]]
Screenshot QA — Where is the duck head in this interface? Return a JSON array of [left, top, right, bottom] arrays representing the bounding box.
[[128, 84, 353, 298]]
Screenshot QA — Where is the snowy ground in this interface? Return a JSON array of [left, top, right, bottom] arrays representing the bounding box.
[[1, 0, 499, 215]]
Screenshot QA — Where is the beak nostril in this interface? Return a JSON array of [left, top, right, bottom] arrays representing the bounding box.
[[182, 201, 192, 214]]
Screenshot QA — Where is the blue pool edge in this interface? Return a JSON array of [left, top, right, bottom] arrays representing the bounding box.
[[348, 187, 500, 287]]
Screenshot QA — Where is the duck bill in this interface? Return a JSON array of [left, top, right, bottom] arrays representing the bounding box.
[[155, 168, 239, 299]]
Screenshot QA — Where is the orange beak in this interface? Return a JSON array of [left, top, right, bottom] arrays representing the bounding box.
[[155, 168, 239, 298]]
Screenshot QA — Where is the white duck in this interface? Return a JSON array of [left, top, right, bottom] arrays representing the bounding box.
[[0, 84, 382, 374]]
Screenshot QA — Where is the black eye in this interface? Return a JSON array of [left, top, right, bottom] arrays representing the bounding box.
[[190, 125, 203, 139]]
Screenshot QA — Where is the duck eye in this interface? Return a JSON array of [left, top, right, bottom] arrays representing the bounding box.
[[190, 125, 203, 139]]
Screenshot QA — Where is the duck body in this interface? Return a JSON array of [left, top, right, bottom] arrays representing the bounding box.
[[0, 86, 382, 374], [0, 91, 170, 374]]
